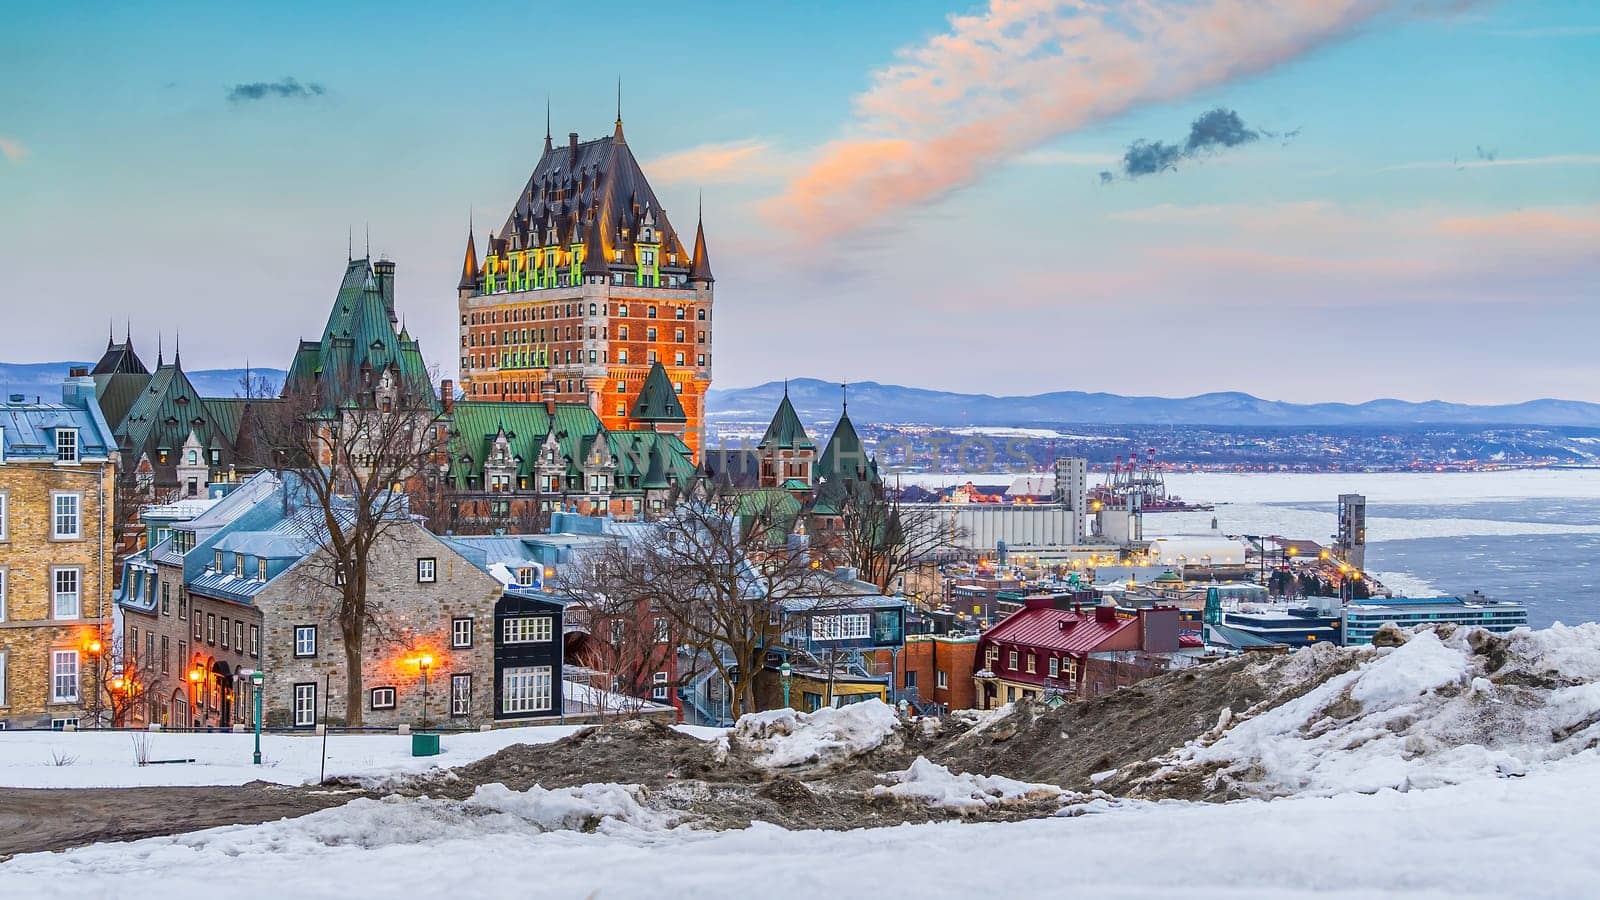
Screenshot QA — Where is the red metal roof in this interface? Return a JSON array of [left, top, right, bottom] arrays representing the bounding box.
[[981, 606, 1137, 655], [1178, 633, 1204, 649]]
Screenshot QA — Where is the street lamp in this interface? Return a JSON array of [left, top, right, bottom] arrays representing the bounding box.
[[247, 669, 265, 764], [416, 654, 434, 732], [779, 661, 793, 709]]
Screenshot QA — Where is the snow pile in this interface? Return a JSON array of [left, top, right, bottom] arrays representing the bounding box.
[[1133, 623, 1600, 799], [732, 699, 902, 769], [466, 782, 676, 835], [871, 756, 1062, 813], [149, 781, 680, 857]]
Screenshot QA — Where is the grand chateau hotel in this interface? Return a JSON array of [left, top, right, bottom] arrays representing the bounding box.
[[456, 110, 714, 457]]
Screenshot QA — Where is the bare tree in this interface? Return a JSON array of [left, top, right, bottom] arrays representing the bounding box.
[[833, 488, 964, 593], [249, 364, 446, 726], [553, 583, 677, 719], [566, 483, 846, 718]]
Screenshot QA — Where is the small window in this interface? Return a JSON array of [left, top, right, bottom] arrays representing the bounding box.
[[52, 493, 81, 540], [370, 687, 396, 709], [257, 558, 268, 581], [294, 625, 317, 657], [503, 616, 553, 644], [56, 428, 78, 463], [452, 617, 474, 649], [1008, 650, 1019, 670], [936, 669, 949, 689], [1026, 653, 1036, 674], [652, 671, 669, 701], [1048, 657, 1060, 678], [417, 558, 437, 583], [50, 650, 79, 702], [293, 683, 317, 727], [249, 624, 260, 657], [206, 613, 216, 644], [450, 673, 472, 716], [220, 616, 230, 650], [52, 568, 81, 618]]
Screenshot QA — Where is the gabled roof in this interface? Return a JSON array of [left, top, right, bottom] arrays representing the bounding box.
[[758, 393, 814, 451], [447, 401, 696, 491], [117, 361, 234, 459], [629, 362, 687, 422], [981, 605, 1138, 656], [92, 335, 148, 377]]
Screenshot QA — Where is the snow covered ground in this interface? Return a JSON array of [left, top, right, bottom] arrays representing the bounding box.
[[2, 751, 1593, 898], [0, 724, 724, 789]]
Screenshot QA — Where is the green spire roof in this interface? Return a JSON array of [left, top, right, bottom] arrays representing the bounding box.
[[629, 362, 686, 422], [817, 409, 878, 487], [758, 391, 813, 451]]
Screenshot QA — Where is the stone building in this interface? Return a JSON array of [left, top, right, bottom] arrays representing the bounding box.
[[0, 371, 119, 729], [456, 110, 716, 457]]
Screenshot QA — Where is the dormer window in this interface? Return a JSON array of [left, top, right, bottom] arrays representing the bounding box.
[[213, 550, 223, 572], [56, 428, 78, 463], [187, 449, 198, 465]]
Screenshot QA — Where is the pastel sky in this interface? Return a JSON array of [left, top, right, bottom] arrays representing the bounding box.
[[2, 0, 1597, 404]]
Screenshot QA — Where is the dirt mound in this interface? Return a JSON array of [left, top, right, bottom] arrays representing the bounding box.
[[425, 719, 760, 797], [929, 646, 1367, 793]]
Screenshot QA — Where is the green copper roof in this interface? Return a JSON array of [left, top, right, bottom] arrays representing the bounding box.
[[284, 259, 437, 413], [629, 362, 687, 423], [758, 393, 814, 451], [448, 401, 693, 493], [117, 363, 233, 461], [816, 410, 880, 488]]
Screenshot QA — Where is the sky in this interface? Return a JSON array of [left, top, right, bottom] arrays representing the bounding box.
[[1, 0, 1597, 404]]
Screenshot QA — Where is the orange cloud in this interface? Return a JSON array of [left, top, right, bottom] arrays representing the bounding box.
[[647, 139, 787, 185], [764, 0, 1439, 242], [0, 137, 26, 163], [1435, 207, 1600, 241]]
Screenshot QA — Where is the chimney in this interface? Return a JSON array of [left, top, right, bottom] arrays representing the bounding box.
[[69, 366, 88, 378], [1094, 604, 1117, 625], [540, 380, 558, 415], [373, 259, 397, 321], [440, 379, 454, 414], [569, 132, 579, 156]]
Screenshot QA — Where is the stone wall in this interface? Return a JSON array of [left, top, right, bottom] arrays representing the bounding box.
[[255, 523, 504, 729]]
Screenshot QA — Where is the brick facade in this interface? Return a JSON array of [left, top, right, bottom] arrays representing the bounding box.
[[901, 635, 980, 711], [0, 456, 116, 728]]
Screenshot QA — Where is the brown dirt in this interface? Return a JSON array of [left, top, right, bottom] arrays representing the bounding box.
[[0, 782, 365, 858], [926, 647, 1370, 798]]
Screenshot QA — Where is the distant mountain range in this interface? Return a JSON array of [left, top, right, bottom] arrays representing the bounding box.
[[706, 378, 1600, 428], [0, 362, 285, 402], [9, 362, 1600, 427]]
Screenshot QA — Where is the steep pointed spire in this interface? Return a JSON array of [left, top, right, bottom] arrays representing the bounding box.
[[157, 333, 164, 368], [107, 319, 115, 349], [544, 95, 553, 154], [125, 319, 131, 345], [759, 389, 813, 451], [690, 198, 714, 284], [173, 331, 181, 369], [613, 77, 625, 143], [458, 222, 480, 291]]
